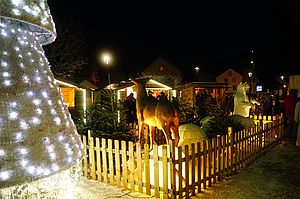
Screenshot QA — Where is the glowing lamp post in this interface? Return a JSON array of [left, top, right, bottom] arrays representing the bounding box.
[[102, 53, 112, 85], [248, 71, 253, 95], [101, 53, 116, 128], [194, 66, 200, 81], [280, 75, 285, 93]]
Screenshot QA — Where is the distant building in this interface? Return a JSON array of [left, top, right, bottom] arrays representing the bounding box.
[[289, 75, 300, 92], [142, 57, 182, 88], [177, 82, 229, 106], [216, 69, 243, 93], [56, 79, 98, 124]]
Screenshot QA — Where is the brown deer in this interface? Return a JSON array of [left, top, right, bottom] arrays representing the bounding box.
[[131, 77, 180, 147]]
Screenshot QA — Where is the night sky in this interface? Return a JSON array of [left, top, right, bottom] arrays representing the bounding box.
[[47, 1, 300, 87]]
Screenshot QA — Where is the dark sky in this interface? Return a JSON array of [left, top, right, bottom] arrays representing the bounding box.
[[47, 1, 300, 86]]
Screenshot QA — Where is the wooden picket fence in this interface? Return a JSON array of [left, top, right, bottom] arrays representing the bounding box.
[[81, 115, 284, 198]]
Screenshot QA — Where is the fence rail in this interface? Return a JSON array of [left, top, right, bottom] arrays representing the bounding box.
[[81, 115, 284, 198]]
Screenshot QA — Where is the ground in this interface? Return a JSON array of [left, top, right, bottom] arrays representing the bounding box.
[[76, 177, 151, 198]]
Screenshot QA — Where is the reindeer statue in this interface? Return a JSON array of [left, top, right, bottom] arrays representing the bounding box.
[[131, 77, 180, 147]]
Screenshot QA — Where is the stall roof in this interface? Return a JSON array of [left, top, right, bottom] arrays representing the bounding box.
[[105, 79, 173, 90]]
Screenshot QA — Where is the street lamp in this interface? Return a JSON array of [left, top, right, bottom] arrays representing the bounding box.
[[100, 52, 116, 128], [280, 75, 285, 93], [101, 53, 112, 85], [194, 66, 200, 81], [248, 71, 253, 95]]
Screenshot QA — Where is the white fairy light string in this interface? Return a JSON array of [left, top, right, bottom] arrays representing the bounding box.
[[0, 0, 85, 198]]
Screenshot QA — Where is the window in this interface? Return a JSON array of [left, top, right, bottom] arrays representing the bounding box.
[[224, 78, 228, 82], [60, 88, 75, 107]]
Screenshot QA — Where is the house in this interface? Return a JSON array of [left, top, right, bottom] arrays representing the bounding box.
[[289, 74, 300, 91], [142, 57, 182, 88], [177, 82, 229, 106], [216, 69, 243, 93], [56, 79, 98, 121]]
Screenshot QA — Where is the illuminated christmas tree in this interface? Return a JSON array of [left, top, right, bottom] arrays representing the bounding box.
[[0, 0, 84, 197]]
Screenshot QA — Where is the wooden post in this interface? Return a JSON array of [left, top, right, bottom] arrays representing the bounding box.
[[213, 138, 217, 184], [96, 138, 102, 181], [88, 134, 96, 179], [217, 136, 222, 181], [121, 141, 127, 188], [178, 146, 183, 199], [114, 140, 120, 186], [222, 134, 226, 177], [82, 135, 88, 177], [170, 140, 176, 199], [208, 139, 212, 187], [162, 145, 169, 199], [203, 141, 207, 190], [129, 142, 135, 191], [101, 138, 108, 183], [136, 142, 143, 193], [191, 143, 196, 196], [197, 142, 202, 194], [185, 145, 190, 198], [108, 139, 114, 184], [144, 144, 151, 195], [153, 144, 160, 199]]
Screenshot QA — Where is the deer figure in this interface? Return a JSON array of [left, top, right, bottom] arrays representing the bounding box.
[[131, 77, 180, 147]]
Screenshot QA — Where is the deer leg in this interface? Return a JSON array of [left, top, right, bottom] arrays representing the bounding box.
[[171, 125, 179, 147], [139, 122, 145, 147], [149, 126, 156, 149], [162, 125, 172, 145], [145, 125, 149, 145]]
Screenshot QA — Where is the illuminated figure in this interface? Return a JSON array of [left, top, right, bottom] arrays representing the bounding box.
[[0, 0, 84, 197], [233, 82, 260, 117]]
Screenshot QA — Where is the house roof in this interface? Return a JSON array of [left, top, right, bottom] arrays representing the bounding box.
[[216, 68, 242, 79], [79, 80, 98, 90], [55, 78, 98, 90], [142, 57, 182, 77]]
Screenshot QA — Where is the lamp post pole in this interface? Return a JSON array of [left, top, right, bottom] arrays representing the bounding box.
[[103, 54, 111, 85], [248, 71, 253, 96], [101, 53, 116, 129], [280, 75, 284, 94], [194, 66, 200, 81]]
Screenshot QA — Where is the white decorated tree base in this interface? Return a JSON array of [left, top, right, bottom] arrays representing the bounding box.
[[0, 165, 81, 199]]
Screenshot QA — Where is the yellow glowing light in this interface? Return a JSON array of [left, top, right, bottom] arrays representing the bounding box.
[[248, 72, 253, 78], [103, 54, 111, 65]]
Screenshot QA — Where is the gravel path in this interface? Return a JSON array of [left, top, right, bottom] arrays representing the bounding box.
[[76, 177, 152, 199], [192, 138, 300, 199]]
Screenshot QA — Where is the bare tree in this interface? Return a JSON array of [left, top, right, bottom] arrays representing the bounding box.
[[44, 17, 88, 79]]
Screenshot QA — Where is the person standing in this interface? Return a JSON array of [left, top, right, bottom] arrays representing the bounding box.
[[283, 89, 298, 138], [294, 99, 300, 146], [123, 93, 137, 128]]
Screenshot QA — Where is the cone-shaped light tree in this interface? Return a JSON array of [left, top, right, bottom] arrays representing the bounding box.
[[0, 0, 85, 196]]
